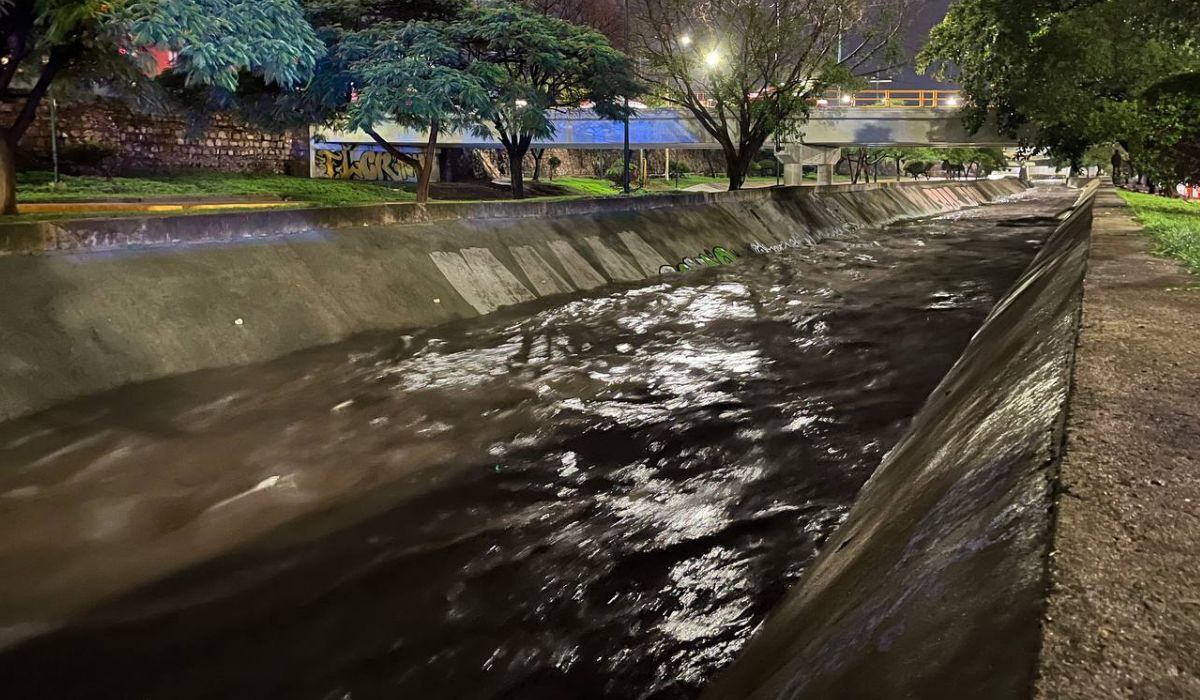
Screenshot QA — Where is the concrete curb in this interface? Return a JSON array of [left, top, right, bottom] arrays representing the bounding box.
[[1, 180, 1014, 256]]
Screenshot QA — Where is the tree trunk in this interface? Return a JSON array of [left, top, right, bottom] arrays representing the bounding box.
[[363, 126, 428, 200], [9, 45, 68, 146], [531, 148, 544, 181], [725, 146, 756, 191], [506, 137, 532, 199], [895, 157, 903, 183], [0, 136, 16, 215], [415, 120, 439, 204]]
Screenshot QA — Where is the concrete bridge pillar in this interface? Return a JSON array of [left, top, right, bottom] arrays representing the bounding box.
[[776, 145, 841, 186]]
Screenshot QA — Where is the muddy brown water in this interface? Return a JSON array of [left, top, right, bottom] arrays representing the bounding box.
[[0, 188, 1075, 699]]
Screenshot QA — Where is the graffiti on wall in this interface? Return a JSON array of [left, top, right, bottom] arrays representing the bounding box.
[[313, 143, 419, 181], [658, 246, 738, 274]]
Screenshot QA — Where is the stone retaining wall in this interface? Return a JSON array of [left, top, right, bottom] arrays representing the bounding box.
[[6, 99, 308, 175]]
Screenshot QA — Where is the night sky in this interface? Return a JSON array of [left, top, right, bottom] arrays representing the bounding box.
[[893, 0, 956, 88]]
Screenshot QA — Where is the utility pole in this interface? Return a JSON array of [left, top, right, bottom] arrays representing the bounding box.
[[622, 0, 632, 194], [837, 5, 844, 64]]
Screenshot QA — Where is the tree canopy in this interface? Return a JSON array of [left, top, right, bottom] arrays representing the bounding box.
[[919, 0, 1200, 188], [0, 0, 323, 212], [453, 2, 637, 198]]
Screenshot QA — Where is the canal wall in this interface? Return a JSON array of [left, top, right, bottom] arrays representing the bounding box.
[[706, 182, 1099, 699], [0, 179, 1025, 421]]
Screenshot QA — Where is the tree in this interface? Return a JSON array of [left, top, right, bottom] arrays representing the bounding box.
[[904, 160, 932, 179], [453, 3, 637, 199], [338, 21, 490, 202], [633, 0, 914, 191], [844, 147, 889, 184], [967, 147, 1008, 178], [919, 0, 1200, 189], [0, 0, 323, 214]]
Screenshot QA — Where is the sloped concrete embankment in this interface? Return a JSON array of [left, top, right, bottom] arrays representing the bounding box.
[[706, 183, 1099, 700], [0, 179, 1023, 421]]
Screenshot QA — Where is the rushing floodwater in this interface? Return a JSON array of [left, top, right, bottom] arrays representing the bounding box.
[[0, 187, 1075, 699]]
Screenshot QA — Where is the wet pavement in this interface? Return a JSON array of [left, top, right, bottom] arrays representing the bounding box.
[[0, 187, 1076, 699]]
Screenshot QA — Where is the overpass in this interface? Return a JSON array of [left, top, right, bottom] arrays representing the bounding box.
[[310, 89, 1014, 184]]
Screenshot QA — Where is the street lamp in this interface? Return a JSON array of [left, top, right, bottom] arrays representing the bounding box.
[[622, 0, 631, 194], [679, 34, 692, 47], [705, 49, 721, 70]]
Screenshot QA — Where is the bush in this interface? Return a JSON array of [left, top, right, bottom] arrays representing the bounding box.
[[904, 161, 932, 179], [669, 160, 691, 176], [755, 159, 779, 177], [605, 161, 637, 187], [548, 155, 562, 180]]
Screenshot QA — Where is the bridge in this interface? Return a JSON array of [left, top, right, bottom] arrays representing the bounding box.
[[310, 89, 1013, 185]]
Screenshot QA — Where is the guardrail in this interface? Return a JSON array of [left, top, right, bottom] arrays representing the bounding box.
[[816, 89, 962, 109]]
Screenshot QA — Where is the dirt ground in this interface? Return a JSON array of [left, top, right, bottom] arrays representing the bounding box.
[[1037, 188, 1200, 697]]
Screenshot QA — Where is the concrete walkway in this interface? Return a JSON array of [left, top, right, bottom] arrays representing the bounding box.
[[1038, 187, 1200, 697]]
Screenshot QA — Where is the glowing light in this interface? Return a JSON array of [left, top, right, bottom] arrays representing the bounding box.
[[515, 99, 528, 108], [945, 95, 961, 108], [839, 93, 853, 105], [679, 35, 692, 47], [0, 57, 7, 65], [704, 50, 721, 69]]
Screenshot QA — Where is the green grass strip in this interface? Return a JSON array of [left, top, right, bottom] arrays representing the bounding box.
[[1119, 191, 1200, 274]]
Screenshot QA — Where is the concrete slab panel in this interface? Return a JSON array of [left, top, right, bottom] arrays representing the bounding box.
[[584, 236, 643, 282], [430, 251, 498, 314], [459, 248, 536, 308], [616, 231, 672, 278], [511, 245, 573, 297], [547, 241, 607, 290]]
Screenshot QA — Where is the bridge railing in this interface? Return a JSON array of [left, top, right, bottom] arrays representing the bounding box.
[[815, 89, 962, 109]]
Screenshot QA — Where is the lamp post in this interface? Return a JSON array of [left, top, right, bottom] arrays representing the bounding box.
[[622, 0, 631, 194]]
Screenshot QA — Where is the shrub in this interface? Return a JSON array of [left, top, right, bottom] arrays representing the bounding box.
[[548, 155, 562, 180], [605, 161, 637, 187], [756, 159, 779, 177], [669, 160, 691, 176], [904, 161, 932, 179]]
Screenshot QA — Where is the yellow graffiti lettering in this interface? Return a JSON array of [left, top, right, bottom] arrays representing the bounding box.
[[314, 144, 417, 182]]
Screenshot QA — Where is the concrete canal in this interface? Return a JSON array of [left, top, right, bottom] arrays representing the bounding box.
[[0, 185, 1078, 698]]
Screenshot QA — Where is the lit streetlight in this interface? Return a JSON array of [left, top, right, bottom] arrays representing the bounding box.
[[679, 35, 692, 47], [704, 49, 722, 70]]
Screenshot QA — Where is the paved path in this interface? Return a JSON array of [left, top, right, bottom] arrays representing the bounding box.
[[1038, 187, 1200, 697]]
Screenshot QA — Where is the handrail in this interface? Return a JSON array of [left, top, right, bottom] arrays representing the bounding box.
[[815, 89, 962, 110]]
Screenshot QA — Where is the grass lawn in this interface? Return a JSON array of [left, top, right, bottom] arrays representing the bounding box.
[[16, 170, 415, 206], [1119, 190, 1200, 273]]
